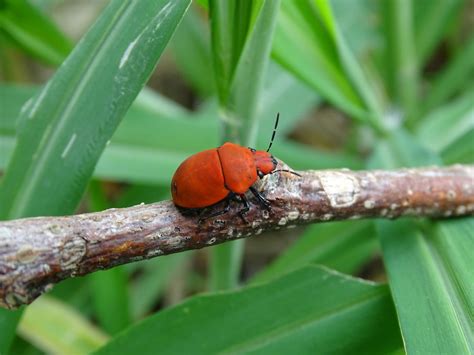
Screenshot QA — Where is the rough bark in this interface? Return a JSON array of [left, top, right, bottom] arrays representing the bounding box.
[[1, 165, 473, 309]]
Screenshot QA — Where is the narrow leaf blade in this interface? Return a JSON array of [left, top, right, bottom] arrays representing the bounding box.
[[95, 266, 403, 354], [0, 0, 191, 219]]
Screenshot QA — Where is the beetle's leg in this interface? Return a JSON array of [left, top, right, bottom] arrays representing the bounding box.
[[250, 186, 271, 210], [237, 194, 250, 223], [257, 170, 264, 179], [198, 196, 232, 224]]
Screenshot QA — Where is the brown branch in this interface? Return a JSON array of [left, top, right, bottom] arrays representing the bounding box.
[[1, 165, 473, 309]]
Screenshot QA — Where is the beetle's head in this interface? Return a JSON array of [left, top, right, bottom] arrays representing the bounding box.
[[250, 148, 277, 178]]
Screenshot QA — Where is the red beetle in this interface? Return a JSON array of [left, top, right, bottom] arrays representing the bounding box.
[[171, 114, 298, 220]]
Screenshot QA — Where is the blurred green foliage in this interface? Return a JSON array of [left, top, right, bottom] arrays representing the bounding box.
[[0, 0, 472, 354]]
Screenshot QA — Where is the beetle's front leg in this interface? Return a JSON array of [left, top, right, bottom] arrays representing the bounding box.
[[237, 194, 250, 223], [250, 186, 271, 211]]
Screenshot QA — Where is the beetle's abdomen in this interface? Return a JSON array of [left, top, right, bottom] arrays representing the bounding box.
[[171, 149, 229, 208], [218, 142, 257, 194]]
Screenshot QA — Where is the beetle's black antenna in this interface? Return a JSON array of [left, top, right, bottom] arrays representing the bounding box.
[[266, 112, 280, 152]]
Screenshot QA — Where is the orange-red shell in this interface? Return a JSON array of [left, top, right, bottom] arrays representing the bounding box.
[[171, 148, 229, 208], [171, 142, 275, 208], [218, 142, 257, 194]]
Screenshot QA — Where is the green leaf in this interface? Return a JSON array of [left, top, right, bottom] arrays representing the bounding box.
[[313, 0, 385, 132], [170, 5, 215, 97], [423, 35, 474, 112], [367, 129, 441, 169], [209, 241, 246, 291], [413, 0, 465, 64], [251, 221, 377, 284], [381, 0, 420, 125], [417, 89, 474, 153], [0, 0, 72, 66], [130, 253, 190, 319], [0, 0, 191, 219], [95, 266, 403, 354], [273, 2, 369, 122], [330, 0, 381, 57], [225, 0, 282, 145], [89, 268, 131, 335], [18, 296, 109, 354], [208, 0, 262, 108], [0, 308, 23, 354], [377, 219, 474, 354], [0, 84, 37, 135], [440, 129, 474, 164]]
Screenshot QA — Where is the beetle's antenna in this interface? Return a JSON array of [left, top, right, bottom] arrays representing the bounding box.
[[266, 112, 280, 152], [270, 169, 301, 177]]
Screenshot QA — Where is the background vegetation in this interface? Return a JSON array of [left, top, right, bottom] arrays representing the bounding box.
[[0, 0, 472, 353]]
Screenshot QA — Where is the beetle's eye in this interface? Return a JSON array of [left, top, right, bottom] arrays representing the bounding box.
[[248, 147, 256, 153]]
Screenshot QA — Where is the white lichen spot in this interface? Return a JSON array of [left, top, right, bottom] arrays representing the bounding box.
[[447, 190, 456, 200], [0, 227, 12, 238], [364, 200, 375, 209], [349, 215, 362, 220], [456, 205, 466, 215], [301, 213, 310, 220], [61, 133, 77, 159], [146, 249, 164, 258], [319, 172, 360, 208], [48, 224, 62, 235], [255, 229, 263, 235], [402, 208, 416, 215], [17, 246, 39, 263], [44, 284, 54, 292], [444, 210, 453, 217], [380, 208, 388, 216], [141, 213, 156, 223], [60, 237, 86, 270], [322, 213, 333, 221], [278, 218, 288, 226], [407, 189, 413, 195], [360, 178, 370, 188], [288, 211, 299, 220], [207, 237, 217, 245], [390, 203, 398, 210], [262, 210, 270, 219], [287, 225, 297, 229]]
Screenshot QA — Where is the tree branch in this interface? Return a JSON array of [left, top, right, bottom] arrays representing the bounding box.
[[1, 165, 473, 309]]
